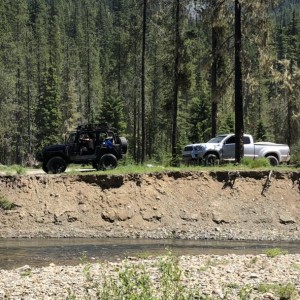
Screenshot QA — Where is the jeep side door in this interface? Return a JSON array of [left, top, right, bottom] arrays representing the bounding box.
[[66, 132, 79, 157]]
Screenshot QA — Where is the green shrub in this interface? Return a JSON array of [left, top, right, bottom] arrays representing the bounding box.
[[264, 248, 288, 258], [11, 165, 26, 175], [0, 164, 26, 175], [99, 262, 154, 300], [290, 142, 300, 165], [71, 252, 200, 300], [0, 194, 15, 210], [238, 284, 253, 300], [258, 283, 297, 299], [241, 157, 270, 168]]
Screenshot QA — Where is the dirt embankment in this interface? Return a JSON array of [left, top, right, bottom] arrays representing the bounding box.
[[0, 171, 300, 240]]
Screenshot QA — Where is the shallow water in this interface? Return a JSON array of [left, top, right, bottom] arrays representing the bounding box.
[[1, 238, 300, 270]]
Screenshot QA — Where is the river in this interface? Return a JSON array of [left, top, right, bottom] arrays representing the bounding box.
[[1, 238, 300, 270]]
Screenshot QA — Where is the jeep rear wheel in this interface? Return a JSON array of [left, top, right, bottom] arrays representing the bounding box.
[[98, 154, 118, 170], [47, 156, 67, 174], [92, 161, 98, 169]]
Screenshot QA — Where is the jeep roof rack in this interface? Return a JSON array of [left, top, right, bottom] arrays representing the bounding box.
[[76, 123, 117, 132]]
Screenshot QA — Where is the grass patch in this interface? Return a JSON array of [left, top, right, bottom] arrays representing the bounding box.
[[135, 251, 154, 259], [11, 165, 27, 175], [20, 268, 32, 277], [199, 257, 230, 272], [241, 157, 270, 168], [258, 283, 297, 299], [64, 161, 295, 176], [67, 252, 299, 300], [0, 194, 15, 210], [291, 263, 300, 271], [0, 164, 26, 175], [264, 248, 288, 258], [68, 252, 200, 299], [1, 158, 297, 177]]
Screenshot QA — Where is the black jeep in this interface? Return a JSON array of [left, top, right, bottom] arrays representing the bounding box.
[[39, 123, 128, 174]]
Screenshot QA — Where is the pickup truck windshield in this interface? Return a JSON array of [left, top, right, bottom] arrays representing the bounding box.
[[207, 135, 227, 143]]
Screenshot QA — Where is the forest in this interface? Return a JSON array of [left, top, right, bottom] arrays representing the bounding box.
[[0, 0, 299, 166]]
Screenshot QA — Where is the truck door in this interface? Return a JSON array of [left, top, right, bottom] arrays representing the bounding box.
[[243, 136, 253, 159], [222, 135, 236, 159], [223, 135, 253, 160]]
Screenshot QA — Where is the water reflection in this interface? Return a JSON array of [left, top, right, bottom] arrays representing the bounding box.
[[1, 238, 300, 270]]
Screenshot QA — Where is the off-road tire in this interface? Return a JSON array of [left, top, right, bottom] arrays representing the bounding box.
[[98, 153, 118, 170], [117, 136, 128, 154], [92, 161, 98, 170], [204, 154, 218, 166], [46, 156, 67, 174], [42, 162, 48, 173], [266, 155, 279, 166]]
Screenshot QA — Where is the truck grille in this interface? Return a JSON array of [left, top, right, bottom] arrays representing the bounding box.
[[184, 146, 193, 151]]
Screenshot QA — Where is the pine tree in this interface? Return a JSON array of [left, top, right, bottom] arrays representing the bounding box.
[[36, 66, 62, 152]]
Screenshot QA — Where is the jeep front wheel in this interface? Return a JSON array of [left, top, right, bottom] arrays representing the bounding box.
[[98, 154, 118, 170], [42, 162, 48, 173], [46, 156, 67, 174]]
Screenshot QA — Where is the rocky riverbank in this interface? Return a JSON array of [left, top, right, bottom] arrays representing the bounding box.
[[1, 253, 300, 299]]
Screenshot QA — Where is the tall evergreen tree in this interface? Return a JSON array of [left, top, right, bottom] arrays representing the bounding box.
[[36, 66, 62, 152]]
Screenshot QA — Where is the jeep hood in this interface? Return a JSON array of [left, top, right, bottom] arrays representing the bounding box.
[[43, 144, 66, 152]]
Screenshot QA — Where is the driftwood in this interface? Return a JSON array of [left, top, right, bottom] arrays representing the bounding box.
[[261, 170, 273, 196], [222, 171, 240, 189]]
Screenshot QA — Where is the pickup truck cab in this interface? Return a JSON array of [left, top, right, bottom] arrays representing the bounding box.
[[182, 133, 290, 166]]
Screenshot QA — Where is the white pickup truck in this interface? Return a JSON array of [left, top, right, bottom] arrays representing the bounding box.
[[182, 133, 291, 166]]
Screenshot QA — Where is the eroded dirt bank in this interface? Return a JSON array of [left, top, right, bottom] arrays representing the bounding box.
[[0, 171, 300, 240]]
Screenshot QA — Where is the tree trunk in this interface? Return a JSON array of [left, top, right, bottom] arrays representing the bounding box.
[[171, 0, 180, 166], [234, 0, 244, 163], [141, 0, 147, 164], [211, 0, 218, 138]]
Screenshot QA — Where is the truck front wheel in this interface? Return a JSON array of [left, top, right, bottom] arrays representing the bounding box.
[[204, 154, 218, 166], [46, 156, 67, 174], [266, 155, 279, 166]]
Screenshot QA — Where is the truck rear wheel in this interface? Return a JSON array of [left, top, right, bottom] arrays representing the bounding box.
[[266, 155, 279, 166], [98, 154, 118, 170], [46, 156, 67, 174]]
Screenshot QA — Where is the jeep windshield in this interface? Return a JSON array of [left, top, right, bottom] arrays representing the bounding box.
[[207, 135, 227, 144], [66, 132, 76, 144]]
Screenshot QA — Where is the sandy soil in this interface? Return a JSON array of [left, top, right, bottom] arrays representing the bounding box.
[[0, 170, 300, 240]]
